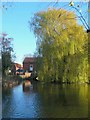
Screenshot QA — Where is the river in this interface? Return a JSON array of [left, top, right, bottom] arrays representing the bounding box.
[[2, 82, 89, 118]]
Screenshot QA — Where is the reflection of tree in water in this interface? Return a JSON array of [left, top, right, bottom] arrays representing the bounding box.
[[31, 83, 87, 117], [2, 88, 12, 105], [2, 88, 12, 99], [88, 85, 90, 117], [61, 84, 88, 111], [2, 83, 88, 118], [2, 88, 13, 117], [34, 83, 88, 107], [34, 84, 66, 105]]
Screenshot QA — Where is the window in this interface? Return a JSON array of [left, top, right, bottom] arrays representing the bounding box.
[[30, 65, 33, 71]]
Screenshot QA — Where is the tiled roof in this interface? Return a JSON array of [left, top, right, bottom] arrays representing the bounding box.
[[23, 57, 36, 63]]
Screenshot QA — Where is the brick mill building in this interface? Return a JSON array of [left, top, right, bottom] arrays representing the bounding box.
[[23, 57, 37, 72]]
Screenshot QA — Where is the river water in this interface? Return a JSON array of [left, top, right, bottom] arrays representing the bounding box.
[[2, 82, 89, 118]]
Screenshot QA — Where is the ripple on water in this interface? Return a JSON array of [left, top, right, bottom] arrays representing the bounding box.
[[2, 83, 88, 118]]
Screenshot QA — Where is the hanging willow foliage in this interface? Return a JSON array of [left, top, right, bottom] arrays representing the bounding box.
[[30, 8, 88, 83]]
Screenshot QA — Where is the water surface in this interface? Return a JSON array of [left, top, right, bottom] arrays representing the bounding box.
[[2, 82, 88, 118]]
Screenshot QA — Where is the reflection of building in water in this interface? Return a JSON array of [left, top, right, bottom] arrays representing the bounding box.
[[23, 57, 36, 72], [23, 85, 30, 92], [22, 80, 32, 92]]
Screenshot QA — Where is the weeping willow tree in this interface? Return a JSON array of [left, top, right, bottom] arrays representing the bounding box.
[[30, 8, 88, 83]]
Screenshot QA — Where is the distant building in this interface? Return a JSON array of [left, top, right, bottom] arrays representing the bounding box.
[[23, 57, 37, 72], [14, 63, 23, 70], [12, 63, 23, 75]]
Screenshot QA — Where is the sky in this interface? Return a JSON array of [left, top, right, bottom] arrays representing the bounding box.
[[1, 2, 88, 64]]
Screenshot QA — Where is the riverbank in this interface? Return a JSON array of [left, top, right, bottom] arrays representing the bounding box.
[[2, 75, 24, 88], [2, 74, 90, 88], [33, 78, 90, 85]]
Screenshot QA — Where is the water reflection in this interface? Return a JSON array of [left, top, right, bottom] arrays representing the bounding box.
[[23, 86, 30, 92], [2, 83, 88, 118]]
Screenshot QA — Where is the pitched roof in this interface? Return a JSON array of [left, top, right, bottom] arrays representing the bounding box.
[[23, 57, 36, 63], [14, 63, 22, 68]]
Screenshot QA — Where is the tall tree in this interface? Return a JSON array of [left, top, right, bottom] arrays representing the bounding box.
[[0, 33, 14, 76], [30, 8, 88, 83]]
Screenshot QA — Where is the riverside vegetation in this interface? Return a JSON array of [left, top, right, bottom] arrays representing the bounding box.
[[30, 8, 88, 84], [0, 33, 23, 88]]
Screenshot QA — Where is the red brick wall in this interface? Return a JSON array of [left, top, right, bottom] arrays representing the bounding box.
[[23, 62, 36, 72]]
